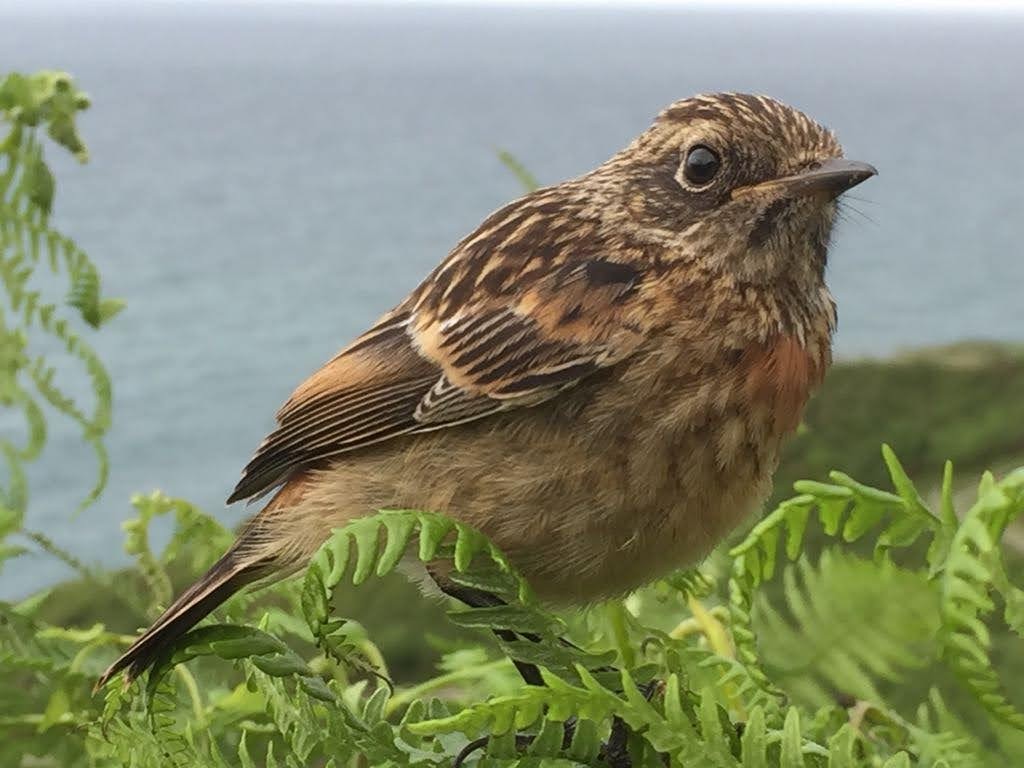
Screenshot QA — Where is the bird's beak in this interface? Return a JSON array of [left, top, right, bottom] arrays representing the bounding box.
[[732, 158, 878, 201]]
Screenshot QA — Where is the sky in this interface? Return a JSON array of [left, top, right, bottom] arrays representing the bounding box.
[[296, 0, 1024, 7], [3, 0, 1024, 11], [161, 0, 1024, 10]]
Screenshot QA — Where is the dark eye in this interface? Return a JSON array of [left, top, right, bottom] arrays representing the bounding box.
[[683, 145, 721, 186]]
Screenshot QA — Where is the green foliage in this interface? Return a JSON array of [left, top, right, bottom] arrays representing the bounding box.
[[0, 70, 123, 549], [497, 149, 541, 193], [4, 453, 1022, 766], [3, 78, 1024, 767]]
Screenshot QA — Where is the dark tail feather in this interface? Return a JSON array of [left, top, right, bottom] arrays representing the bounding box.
[[95, 548, 268, 691], [96, 475, 311, 692]]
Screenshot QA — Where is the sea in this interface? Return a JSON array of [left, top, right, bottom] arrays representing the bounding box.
[[1, 1, 1022, 597]]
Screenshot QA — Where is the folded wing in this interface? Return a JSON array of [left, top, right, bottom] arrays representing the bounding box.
[[228, 196, 650, 504]]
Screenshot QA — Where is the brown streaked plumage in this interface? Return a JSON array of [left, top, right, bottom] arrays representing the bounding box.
[[97, 92, 876, 689]]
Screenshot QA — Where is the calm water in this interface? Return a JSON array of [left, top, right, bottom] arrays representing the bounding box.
[[2, 2, 1023, 596]]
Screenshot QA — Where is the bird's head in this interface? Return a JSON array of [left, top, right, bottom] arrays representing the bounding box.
[[608, 92, 876, 288]]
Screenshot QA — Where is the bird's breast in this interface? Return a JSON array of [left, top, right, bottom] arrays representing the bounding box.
[[736, 333, 830, 434], [532, 329, 831, 599], [293, 325, 833, 604]]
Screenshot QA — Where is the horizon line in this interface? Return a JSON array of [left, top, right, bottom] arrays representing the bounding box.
[[5, 0, 1024, 13]]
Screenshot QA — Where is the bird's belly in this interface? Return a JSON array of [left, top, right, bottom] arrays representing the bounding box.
[[297, 359, 796, 604], [500, 411, 779, 603], [376, 397, 782, 603]]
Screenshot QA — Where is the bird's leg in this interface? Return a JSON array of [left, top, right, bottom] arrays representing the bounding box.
[[431, 574, 664, 767], [600, 715, 633, 768], [430, 576, 545, 686], [598, 681, 666, 768], [428, 574, 602, 681], [431, 574, 581, 768]]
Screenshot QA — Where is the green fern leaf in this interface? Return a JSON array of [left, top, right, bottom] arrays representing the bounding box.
[[756, 550, 939, 705], [938, 468, 1024, 730]]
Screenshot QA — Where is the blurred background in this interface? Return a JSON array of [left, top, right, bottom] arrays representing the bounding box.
[[1, 0, 1022, 599]]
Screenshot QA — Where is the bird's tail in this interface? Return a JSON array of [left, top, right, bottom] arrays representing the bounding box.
[[94, 546, 271, 690], [95, 478, 310, 691]]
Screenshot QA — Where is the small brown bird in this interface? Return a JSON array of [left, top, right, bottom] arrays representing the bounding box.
[[98, 92, 875, 688]]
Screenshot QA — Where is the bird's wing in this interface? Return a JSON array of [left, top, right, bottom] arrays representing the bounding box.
[[227, 198, 651, 504]]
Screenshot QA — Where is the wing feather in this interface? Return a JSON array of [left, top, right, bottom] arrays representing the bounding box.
[[228, 189, 652, 504]]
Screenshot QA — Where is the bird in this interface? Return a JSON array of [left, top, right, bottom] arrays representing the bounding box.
[[97, 92, 875, 689]]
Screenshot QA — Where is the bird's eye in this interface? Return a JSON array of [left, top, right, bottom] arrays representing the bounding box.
[[683, 145, 721, 186]]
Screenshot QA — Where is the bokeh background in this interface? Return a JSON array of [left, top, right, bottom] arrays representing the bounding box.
[[1, 0, 1022, 598]]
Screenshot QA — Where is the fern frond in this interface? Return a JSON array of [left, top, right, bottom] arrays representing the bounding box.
[[756, 550, 939, 706], [909, 688, 990, 768], [695, 651, 784, 720], [938, 469, 1024, 730], [730, 445, 940, 590], [144, 623, 335, 709], [411, 665, 838, 768], [1, 70, 119, 523], [302, 511, 624, 694], [727, 447, 954, 701], [728, 450, 1024, 754]]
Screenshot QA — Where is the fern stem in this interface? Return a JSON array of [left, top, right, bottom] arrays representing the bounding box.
[[606, 602, 636, 669], [174, 665, 207, 728], [686, 596, 733, 659], [689, 595, 748, 719], [356, 638, 390, 681], [384, 658, 510, 716], [496, 149, 540, 192], [668, 606, 731, 640]]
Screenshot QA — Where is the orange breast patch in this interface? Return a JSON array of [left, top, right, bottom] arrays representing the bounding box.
[[740, 335, 828, 434]]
